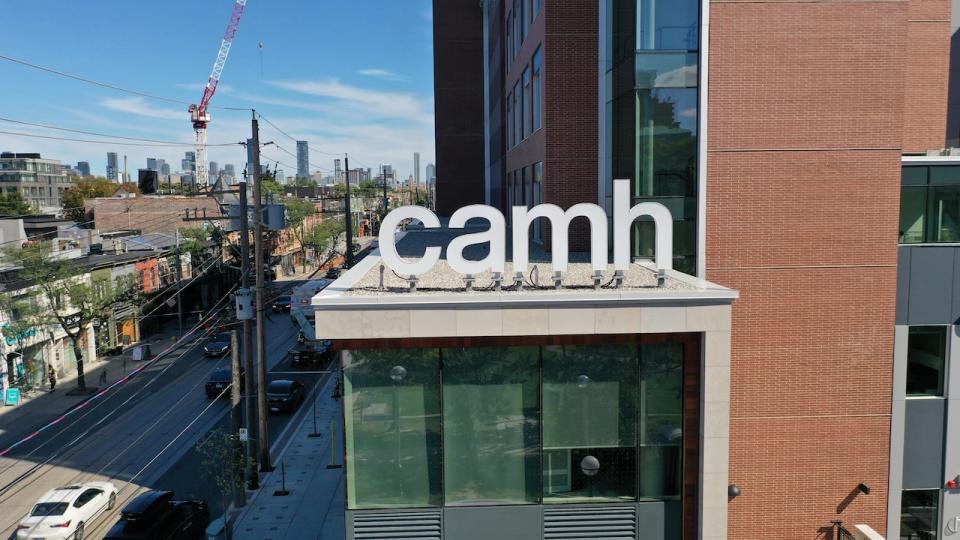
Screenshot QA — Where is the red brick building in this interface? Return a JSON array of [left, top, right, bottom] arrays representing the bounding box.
[[432, 0, 951, 537]]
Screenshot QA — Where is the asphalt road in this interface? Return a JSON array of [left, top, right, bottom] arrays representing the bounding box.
[[0, 280, 325, 539]]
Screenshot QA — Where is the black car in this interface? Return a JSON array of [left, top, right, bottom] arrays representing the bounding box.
[[205, 368, 242, 399], [266, 379, 306, 413], [271, 295, 291, 313], [202, 333, 231, 357], [103, 490, 209, 540], [324, 267, 341, 279]]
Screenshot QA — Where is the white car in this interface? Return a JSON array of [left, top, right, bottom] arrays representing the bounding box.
[[16, 481, 118, 540]]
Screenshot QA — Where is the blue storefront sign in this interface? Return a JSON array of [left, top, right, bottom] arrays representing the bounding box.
[[5, 388, 20, 406]]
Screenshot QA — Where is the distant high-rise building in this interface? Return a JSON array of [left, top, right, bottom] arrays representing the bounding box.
[[296, 141, 309, 178], [382, 164, 395, 184], [76, 161, 91, 177], [414, 152, 421, 185], [157, 159, 169, 176], [334, 158, 343, 183], [181, 151, 196, 174], [426, 163, 436, 184], [106, 152, 118, 181], [224, 163, 236, 179], [146, 157, 158, 171], [276, 169, 286, 183], [209, 161, 219, 177]]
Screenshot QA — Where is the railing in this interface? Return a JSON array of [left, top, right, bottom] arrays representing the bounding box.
[[832, 521, 855, 540], [832, 521, 886, 540]]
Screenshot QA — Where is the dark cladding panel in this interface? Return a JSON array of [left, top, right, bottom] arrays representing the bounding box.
[[903, 398, 946, 489], [903, 246, 958, 324]]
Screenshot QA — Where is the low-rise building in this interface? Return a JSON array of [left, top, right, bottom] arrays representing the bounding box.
[[0, 153, 74, 211]]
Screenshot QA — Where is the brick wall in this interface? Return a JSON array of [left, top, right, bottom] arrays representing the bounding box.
[[903, 0, 951, 152], [707, 2, 909, 537], [87, 196, 221, 235]]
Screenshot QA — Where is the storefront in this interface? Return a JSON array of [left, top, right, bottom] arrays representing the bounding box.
[[314, 224, 736, 540]]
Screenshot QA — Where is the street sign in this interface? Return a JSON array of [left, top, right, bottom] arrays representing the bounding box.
[[239, 428, 248, 442], [4, 388, 20, 406]]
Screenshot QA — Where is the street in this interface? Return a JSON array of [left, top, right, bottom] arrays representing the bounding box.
[[0, 281, 325, 539]]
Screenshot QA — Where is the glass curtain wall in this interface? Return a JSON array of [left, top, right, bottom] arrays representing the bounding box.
[[900, 165, 960, 244], [344, 341, 688, 516], [609, 0, 700, 275]]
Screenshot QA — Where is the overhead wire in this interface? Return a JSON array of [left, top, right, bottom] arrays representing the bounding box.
[[0, 117, 244, 147], [0, 53, 251, 111], [0, 130, 243, 148]]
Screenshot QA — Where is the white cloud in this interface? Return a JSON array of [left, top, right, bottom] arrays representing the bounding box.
[[100, 97, 184, 121], [357, 68, 407, 82], [268, 79, 433, 125]]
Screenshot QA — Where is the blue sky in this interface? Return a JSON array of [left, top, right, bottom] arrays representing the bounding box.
[[0, 0, 435, 180]]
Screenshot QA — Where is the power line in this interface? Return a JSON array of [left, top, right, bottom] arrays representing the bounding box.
[[0, 129, 240, 148], [0, 117, 243, 147], [255, 112, 339, 156], [0, 53, 250, 111]]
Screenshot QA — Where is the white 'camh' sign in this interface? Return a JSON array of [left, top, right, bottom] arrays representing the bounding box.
[[379, 179, 673, 276]]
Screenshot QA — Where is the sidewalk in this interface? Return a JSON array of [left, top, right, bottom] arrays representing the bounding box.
[[232, 374, 345, 540], [0, 325, 184, 430]]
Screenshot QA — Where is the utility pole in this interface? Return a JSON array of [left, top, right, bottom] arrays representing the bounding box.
[[238, 177, 258, 487], [251, 111, 272, 472], [344, 154, 354, 268], [229, 330, 245, 507], [174, 229, 183, 338]]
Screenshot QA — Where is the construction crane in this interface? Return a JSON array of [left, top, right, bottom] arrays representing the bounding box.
[[189, 0, 248, 188]]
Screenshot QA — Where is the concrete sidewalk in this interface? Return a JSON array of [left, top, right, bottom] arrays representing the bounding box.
[[0, 327, 184, 431], [233, 374, 345, 540]]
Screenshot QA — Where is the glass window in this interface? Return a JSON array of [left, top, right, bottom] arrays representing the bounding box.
[[442, 346, 540, 505], [900, 186, 926, 244], [523, 66, 532, 139], [900, 489, 939, 540], [542, 345, 638, 503], [928, 185, 960, 242], [521, 0, 528, 41], [901, 166, 927, 186], [514, 0, 521, 52], [532, 47, 543, 131], [906, 327, 947, 397], [513, 81, 521, 147], [638, 343, 683, 499], [344, 349, 442, 509], [636, 0, 699, 51], [635, 53, 698, 89], [506, 12, 513, 72], [506, 90, 513, 149], [929, 165, 960, 185], [523, 165, 532, 206], [532, 0, 541, 22]]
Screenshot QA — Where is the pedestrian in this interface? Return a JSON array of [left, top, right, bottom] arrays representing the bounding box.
[[47, 365, 56, 392], [98, 368, 107, 387]]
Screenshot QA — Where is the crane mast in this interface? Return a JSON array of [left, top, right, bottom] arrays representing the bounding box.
[[189, 0, 248, 188]]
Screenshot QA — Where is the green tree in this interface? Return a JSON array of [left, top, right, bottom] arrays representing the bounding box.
[[179, 227, 212, 261], [2, 242, 139, 391], [197, 427, 255, 536], [0, 192, 35, 216], [0, 291, 43, 387], [283, 199, 317, 273], [293, 177, 317, 188], [305, 219, 345, 265]]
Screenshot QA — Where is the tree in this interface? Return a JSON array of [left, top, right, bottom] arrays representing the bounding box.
[[0, 291, 43, 387], [305, 219, 345, 266], [61, 177, 140, 222], [283, 199, 317, 273], [0, 192, 35, 216], [2, 242, 138, 391], [197, 427, 254, 537], [293, 177, 317, 188], [179, 227, 212, 261]]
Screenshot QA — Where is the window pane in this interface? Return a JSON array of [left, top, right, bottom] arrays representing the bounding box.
[[506, 91, 513, 148], [900, 186, 926, 244], [442, 346, 540, 505], [929, 165, 960, 185], [523, 66, 532, 139], [636, 0, 699, 51], [639, 343, 683, 499], [902, 166, 928, 186], [542, 345, 638, 503], [635, 52, 698, 89], [900, 489, 939, 540], [906, 327, 946, 397], [533, 47, 543, 130], [344, 349, 442, 508], [514, 81, 522, 146], [928, 185, 960, 242]]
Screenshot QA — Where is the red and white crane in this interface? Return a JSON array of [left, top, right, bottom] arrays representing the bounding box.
[[189, 0, 248, 187]]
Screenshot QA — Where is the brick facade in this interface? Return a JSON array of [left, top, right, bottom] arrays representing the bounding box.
[[86, 196, 221, 235], [706, 2, 911, 537]]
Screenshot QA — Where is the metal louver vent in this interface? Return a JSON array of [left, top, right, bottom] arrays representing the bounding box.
[[353, 510, 442, 539], [544, 506, 637, 539]]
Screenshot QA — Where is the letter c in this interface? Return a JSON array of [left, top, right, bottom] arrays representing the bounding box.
[[379, 206, 441, 276]]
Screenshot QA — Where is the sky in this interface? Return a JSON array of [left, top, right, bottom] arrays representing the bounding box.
[[0, 0, 435, 180]]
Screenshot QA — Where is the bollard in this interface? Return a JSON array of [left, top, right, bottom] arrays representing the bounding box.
[[326, 420, 341, 469], [273, 459, 290, 496], [308, 397, 321, 438]]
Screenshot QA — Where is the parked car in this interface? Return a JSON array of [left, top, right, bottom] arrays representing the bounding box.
[[324, 267, 342, 279], [271, 295, 291, 313], [205, 368, 242, 399], [289, 340, 332, 368], [266, 379, 306, 413], [16, 481, 118, 540], [103, 490, 209, 540], [202, 333, 231, 357]]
